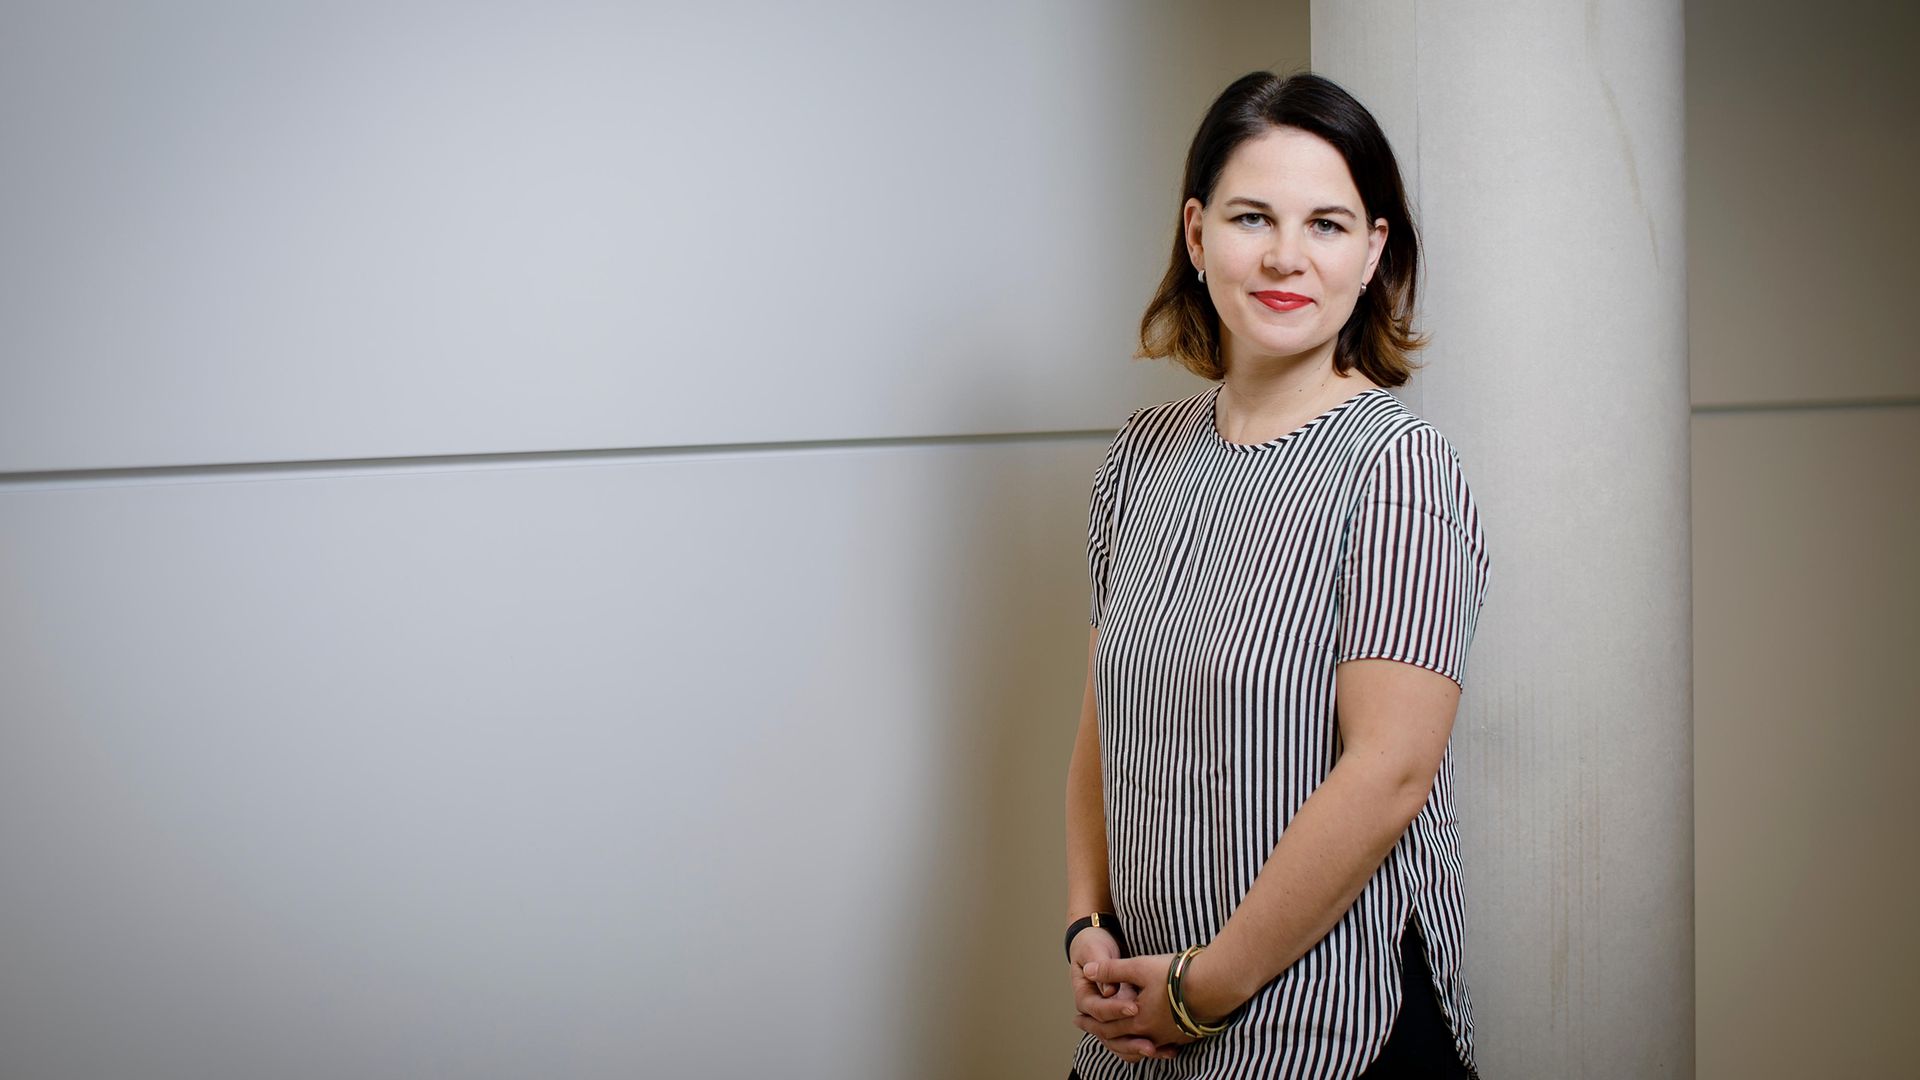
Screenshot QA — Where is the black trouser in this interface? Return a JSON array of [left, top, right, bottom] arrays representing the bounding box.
[[1067, 921, 1471, 1079], [1355, 920, 1473, 1078]]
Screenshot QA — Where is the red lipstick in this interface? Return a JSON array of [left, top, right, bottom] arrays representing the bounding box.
[[1253, 291, 1312, 311]]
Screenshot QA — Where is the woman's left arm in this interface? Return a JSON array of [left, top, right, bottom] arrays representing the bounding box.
[[1077, 656, 1460, 1039], [1078, 428, 1489, 1047]]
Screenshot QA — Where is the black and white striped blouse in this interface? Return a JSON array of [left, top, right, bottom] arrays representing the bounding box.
[[1076, 383, 1492, 1080]]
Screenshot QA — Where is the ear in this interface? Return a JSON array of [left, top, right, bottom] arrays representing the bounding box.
[[1364, 216, 1389, 284], [1183, 198, 1206, 271]]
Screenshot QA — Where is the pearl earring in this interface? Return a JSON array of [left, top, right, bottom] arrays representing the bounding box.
[[1198, 269, 1206, 284]]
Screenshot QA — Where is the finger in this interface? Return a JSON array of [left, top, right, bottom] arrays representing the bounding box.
[[1073, 970, 1141, 1014], [1074, 1015, 1155, 1061], [1074, 1010, 1145, 1041], [1102, 1035, 1162, 1062], [1076, 964, 1137, 1003], [1081, 1006, 1191, 1050], [1084, 959, 1152, 995], [1068, 968, 1107, 995], [1075, 988, 1140, 1023], [1070, 971, 1132, 1014]]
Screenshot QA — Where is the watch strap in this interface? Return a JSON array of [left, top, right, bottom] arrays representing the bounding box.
[[1064, 911, 1128, 961]]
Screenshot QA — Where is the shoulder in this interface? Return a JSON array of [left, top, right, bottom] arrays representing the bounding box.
[[1097, 384, 1217, 467], [1110, 385, 1216, 442], [1349, 405, 1489, 568], [1344, 392, 1472, 485]]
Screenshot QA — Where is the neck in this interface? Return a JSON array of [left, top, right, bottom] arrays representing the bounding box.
[[1220, 332, 1348, 396], [1215, 342, 1379, 444]]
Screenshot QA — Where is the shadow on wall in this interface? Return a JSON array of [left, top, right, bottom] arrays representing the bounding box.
[[878, 337, 1102, 1078], [882, 362, 1207, 1078]]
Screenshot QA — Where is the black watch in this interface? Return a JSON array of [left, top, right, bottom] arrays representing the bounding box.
[[1065, 912, 1128, 961]]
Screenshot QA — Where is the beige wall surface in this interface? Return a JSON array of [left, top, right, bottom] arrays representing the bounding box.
[[1688, 0, 1920, 406], [1690, 1, 1920, 1076], [1693, 408, 1919, 1078]]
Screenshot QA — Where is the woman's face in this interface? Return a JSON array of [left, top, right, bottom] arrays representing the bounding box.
[[1184, 126, 1388, 376]]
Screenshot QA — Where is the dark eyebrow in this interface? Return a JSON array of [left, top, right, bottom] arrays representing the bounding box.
[[1222, 197, 1359, 219]]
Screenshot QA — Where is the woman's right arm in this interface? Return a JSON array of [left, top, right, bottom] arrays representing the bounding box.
[[1065, 626, 1175, 1063], [1065, 626, 1112, 923]]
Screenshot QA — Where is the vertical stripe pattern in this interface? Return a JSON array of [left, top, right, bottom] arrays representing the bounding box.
[[1076, 384, 1492, 1080]]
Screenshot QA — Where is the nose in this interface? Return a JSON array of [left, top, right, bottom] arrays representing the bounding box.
[[1262, 226, 1309, 276]]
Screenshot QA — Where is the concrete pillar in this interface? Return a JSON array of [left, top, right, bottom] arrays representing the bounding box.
[[1313, 3, 1692, 1076]]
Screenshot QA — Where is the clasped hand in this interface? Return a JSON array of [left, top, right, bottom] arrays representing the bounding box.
[[1067, 928, 1199, 1064]]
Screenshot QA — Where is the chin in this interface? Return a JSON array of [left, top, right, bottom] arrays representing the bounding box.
[[1244, 335, 1329, 362]]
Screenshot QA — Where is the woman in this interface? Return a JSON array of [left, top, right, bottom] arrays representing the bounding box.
[[1062, 72, 1491, 1079]]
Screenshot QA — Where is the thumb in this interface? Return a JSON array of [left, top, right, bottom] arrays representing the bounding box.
[[1083, 957, 1139, 985]]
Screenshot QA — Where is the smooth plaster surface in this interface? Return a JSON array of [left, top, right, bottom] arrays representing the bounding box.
[[1687, 2, 1920, 1075], [0, 0, 1224, 473], [1692, 406, 1919, 1078], [0, 438, 1100, 1080], [1686, 0, 1920, 406]]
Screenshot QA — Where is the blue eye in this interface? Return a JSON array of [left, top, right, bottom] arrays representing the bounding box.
[[1311, 218, 1346, 235], [1233, 212, 1268, 227]]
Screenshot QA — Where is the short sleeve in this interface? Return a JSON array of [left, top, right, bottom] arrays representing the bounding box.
[[1335, 426, 1492, 689], [1087, 411, 1138, 629]]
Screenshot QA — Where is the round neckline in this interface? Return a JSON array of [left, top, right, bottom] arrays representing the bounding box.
[[1209, 384, 1390, 452]]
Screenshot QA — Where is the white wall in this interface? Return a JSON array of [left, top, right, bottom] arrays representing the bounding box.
[[0, 3, 1309, 1077], [0, 0, 1218, 473], [2, 439, 1106, 1079]]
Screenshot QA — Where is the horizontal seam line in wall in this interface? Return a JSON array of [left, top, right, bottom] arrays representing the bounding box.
[[1692, 396, 1920, 415], [0, 428, 1116, 491]]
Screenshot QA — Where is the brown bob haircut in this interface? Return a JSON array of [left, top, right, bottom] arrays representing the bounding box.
[[1139, 71, 1426, 386]]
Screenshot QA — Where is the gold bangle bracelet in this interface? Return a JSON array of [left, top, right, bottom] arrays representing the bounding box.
[[1166, 945, 1231, 1038]]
